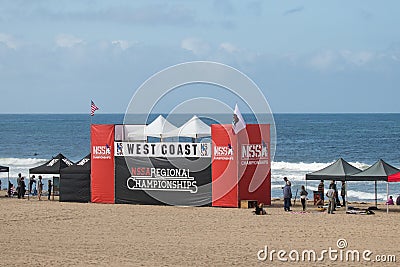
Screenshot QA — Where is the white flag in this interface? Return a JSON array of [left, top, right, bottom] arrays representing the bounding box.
[[232, 104, 246, 134]]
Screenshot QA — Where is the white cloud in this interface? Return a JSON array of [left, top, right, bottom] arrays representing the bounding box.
[[219, 42, 239, 53], [111, 40, 137, 50], [55, 34, 85, 48], [309, 50, 336, 70], [0, 33, 18, 49], [340, 50, 374, 66], [181, 37, 210, 55]]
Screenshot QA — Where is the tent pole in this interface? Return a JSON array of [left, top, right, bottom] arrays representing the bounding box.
[[28, 172, 30, 201], [7, 171, 9, 197], [345, 179, 348, 212], [374, 181, 377, 207], [386, 183, 389, 214]]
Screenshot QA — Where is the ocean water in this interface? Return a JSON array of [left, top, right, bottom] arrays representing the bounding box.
[[0, 113, 399, 201]]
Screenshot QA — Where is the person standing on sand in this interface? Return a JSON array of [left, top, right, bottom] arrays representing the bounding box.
[[48, 180, 52, 200], [300, 185, 308, 211], [37, 176, 43, 201], [326, 187, 335, 214], [17, 173, 22, 199], [20, 177, 26, 199], [29, 175, 36, 194], [340, 181, 346, 207], [318, 180, 324, 201], [329, 180, 338, 210], [282, 177, 292, 211]]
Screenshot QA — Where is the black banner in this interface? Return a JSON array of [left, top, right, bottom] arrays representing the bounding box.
[[115, 157, 212, 206]]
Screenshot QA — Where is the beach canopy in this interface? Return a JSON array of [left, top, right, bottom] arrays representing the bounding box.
[[388, 172, 400, 182], [29, 153, 74, 174], [127, 115, 177, 139], [305, 158, 361, 181], [60, 154, 91, 203], [349, 159, 400, 181], [163, 115, 211, 138], [0, 165, 9, 172], [0, 165, 10, 193]]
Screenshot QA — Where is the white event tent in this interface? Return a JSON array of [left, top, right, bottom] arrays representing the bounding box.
[[163, 115, 211, 139], [127, 115, 177, 141]]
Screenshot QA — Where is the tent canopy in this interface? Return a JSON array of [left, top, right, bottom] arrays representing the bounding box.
[[350, 159, 400, 181], [60, 154, 90, 174], [388, 172, 400, 182], [305, 158, 361, 181], [163, 115, 211, 138], [60, 154, 91, 202], [29, 153, 74, 174], [127, 115, 177, 139], [0, 165, 9, 172]]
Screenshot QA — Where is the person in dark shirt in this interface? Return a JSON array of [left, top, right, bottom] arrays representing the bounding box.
[[48, 180, 52, 200], [300, 185, 308, 211], [20, 177, 26, 199], [318, 180, 324, 201], [255, 203, 266, 215]]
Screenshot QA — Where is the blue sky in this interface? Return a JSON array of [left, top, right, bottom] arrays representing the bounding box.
[[1, 0, 400, 113]]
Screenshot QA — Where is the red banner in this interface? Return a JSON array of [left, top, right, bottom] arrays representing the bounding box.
[[211, 124, 271, 207], [91, 124, 115, 203], [211, 124, 238, 207], [238, 124, 271, 205]]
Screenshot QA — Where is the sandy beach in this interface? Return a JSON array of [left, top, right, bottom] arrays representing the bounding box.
[[0, 193, 399, 266]]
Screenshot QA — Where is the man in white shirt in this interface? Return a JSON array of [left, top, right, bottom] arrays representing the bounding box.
[[326, 187, 335, 214]]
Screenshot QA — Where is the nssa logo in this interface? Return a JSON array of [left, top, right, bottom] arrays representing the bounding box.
[[213, 144, 234, 160], [93, 144, 112, 160], [241, 140, 269, 165]]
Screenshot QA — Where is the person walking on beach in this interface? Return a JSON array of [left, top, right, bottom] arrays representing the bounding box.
[[318, 180, 324, 201], [48, 180, 52, 200], [326, 187, 335, 214], [37, 176, 43, 201], [17, 173, 22, 199], [282, 177, 292, 211], [340, 181, 346, 207], [300, 185, 308, 211]]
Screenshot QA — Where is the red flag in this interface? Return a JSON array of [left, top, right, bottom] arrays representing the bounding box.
[[91, 100, 99, 116]]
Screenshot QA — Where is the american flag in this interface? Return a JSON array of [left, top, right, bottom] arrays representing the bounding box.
[[91, 100, 99, 116]]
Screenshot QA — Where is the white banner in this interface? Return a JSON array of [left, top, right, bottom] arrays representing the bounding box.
[[114, 142, 211, 158]]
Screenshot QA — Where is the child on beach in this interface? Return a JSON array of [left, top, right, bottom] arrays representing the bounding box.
[[386, 196, 394, 205], [254, 203, 267, 215], [300, 185, 308, 211]]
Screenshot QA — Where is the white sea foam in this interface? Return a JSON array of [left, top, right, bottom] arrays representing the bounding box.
[[0, 158, 398, 201], [0, 158, 47, 179], [270, 161, 400, 201]]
